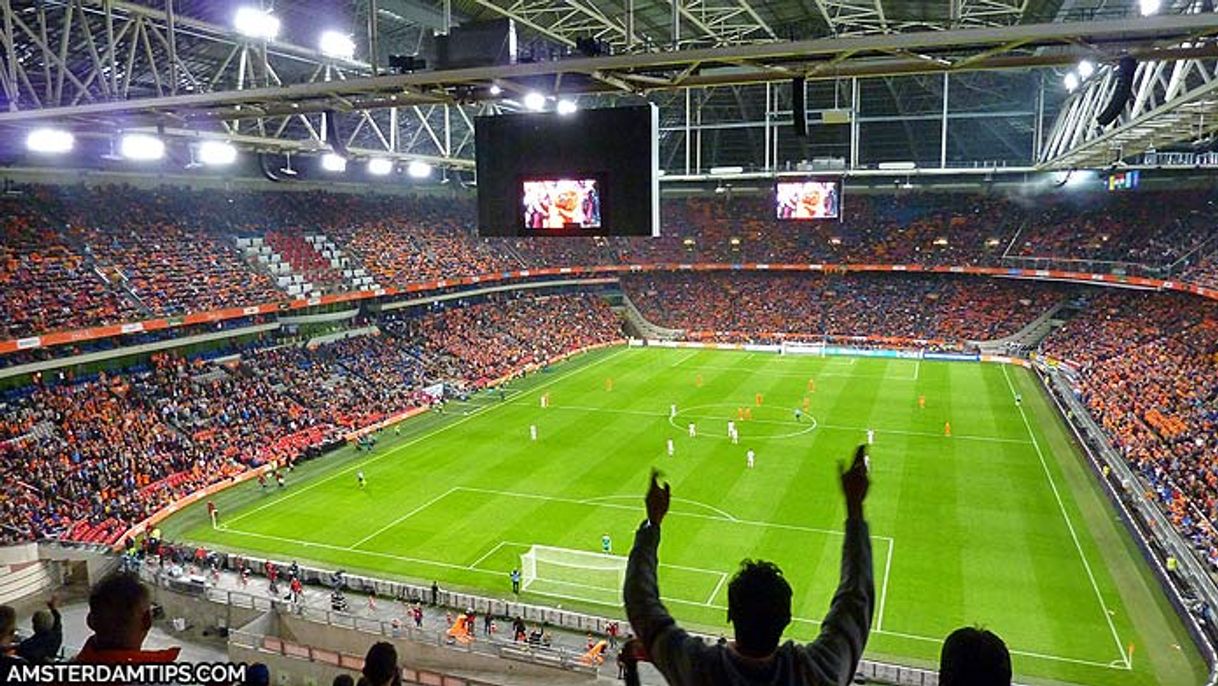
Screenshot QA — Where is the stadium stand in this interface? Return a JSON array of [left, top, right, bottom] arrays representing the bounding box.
[[622, 272, 1067, 345], [0, 293, 621, 545], [1039, 290, 1218, 568]]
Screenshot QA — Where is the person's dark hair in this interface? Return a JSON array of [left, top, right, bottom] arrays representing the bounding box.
[[243, 663, 270, 686], [87, 572, 151, 647], [0, 605, 15, 643], [939, 626, 1012, 686], [726, 560, 791, 657], [332, 675, 355, 686], [361, 642, 398, 686]]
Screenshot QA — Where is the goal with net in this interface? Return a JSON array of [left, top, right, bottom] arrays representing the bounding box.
[[520, 545, 628, 605], [780, 340, 825, 356]]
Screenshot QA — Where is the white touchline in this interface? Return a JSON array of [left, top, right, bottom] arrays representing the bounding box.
[[1001, 365, 1130, 668], [224, 347, 630, 528], [349, 487, 460, 549], [670, 351, 699, 367], [876, 538, 894, 632]]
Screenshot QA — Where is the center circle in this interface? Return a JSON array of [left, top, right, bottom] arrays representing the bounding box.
[[667, 402, 818, 440]]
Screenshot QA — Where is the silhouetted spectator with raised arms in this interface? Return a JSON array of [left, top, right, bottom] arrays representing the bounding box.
[[938, 627, 1011, 686], [624, 445, 873, 685], [74, 573, 179, 664]]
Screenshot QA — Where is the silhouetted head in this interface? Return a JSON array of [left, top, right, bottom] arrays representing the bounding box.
[[86, 573, 152, 651], [361, 641, 398, 686], [939, 626, 1012, 686], [726, 560, 791, 658], [0, 606, 15, 646]]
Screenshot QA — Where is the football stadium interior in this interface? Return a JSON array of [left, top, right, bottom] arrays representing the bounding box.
[[5, 1, 1218, 685]]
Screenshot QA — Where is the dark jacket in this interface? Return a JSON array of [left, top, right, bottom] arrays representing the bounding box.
[[624, 517, 873, 686], [17, 608, 62, 664]]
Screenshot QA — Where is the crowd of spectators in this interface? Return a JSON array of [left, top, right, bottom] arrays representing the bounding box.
[[0, 294, 621, 545], [623, 272, 1065, 344], [4, 184, 1218, 343], [1039, 290, 1218, 568]]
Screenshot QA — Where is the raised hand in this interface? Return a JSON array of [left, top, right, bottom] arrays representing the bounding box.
[[646, 469, 672, 527], [839, 444, 870, 520]]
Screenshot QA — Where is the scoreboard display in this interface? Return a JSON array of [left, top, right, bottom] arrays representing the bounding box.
[[476, 105, 659, 237]]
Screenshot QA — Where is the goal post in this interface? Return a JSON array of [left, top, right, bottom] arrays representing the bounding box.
[[780, 340, 825, 356], [519, 545, 627, 603]]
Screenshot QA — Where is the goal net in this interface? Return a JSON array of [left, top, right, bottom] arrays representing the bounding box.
[[520, 545, 627, 605], [780, 340, 825, 356]]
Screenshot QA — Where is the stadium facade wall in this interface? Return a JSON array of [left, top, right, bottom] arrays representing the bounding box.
[[5, 263, 1207, 357]]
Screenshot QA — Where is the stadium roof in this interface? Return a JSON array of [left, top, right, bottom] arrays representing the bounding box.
[[1, 0, 1217, 177]]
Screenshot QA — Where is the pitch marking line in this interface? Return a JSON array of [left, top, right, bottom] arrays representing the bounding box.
[[224, 347, 630, 528], [1001, 365, 1130, 669], [350, 487, 460, 549], [581, 495, 740, 522], [669, 351, 700, 367], [876, 538, 894, 632], [467, 541, 515, 570], [542, 403, 1030, 445], [706, 572, 728, 605], [681, 362, 918, 382]]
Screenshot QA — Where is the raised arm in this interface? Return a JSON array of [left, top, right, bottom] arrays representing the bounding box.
[[800, 445, 875, 685], [623, 470, 707, 684]]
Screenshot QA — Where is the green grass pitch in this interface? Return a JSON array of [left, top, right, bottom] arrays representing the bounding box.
[[163, 346, 1206, 685]]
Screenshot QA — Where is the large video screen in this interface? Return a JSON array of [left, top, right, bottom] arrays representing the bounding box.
[[776, 180, 841, 220], [476, 105, 658, 237], [522, 179, 602, 230]]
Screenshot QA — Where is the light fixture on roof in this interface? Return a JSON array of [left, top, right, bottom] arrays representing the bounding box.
[[709, 166, 744, 175], [321, 152, 347, 172], [367, 158, 394, 176], [119, 133, 165, 161], [407, 160, 433, 179], [556, 99, 578, 116], [26, 128, 74, 154], [524, 92, 547, 111], [1140, 0, 1161, 15], [1077, 60, 1095, 79], [234, 7, 280, 40], [197, 140, 238, 166], [1063, 72, 1080, 92], [489, 84, 503, 96], [319, 31, 356, 60]]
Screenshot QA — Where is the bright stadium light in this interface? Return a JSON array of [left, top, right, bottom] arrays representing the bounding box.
[[321, 153, 347, 172], [1140, 0, 1160, 15], [556, 99, 578, 116], [367, 158, 394, 175], [119, 133, 165, 161], [26, 128, 74, 154], [319, 31, 356, 60], [524, 92, 547, 111], [1077, 60, 1095, 79], [489, 84, 503, 96], [407, 160, 433, 178], [197, 140, 238, 166], [1063, 72, 1080, 92], [234, 7, 280, 40]]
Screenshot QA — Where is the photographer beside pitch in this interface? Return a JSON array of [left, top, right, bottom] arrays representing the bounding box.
[[623, 446, 873, 685]]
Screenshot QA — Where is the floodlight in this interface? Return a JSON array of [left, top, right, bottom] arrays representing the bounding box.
[[367, 158, 394, 175], [524, 92, 547, 111], [319, 31, 356, 60], [489, 84, 503, 96], [1140, 0, 1160, 15], [198, 140, 238, 166], [26, 128, 74, 154], [234, 7, 280, 40], [709, 166, 744, 175], [556, 99, 578, 116], [407, 161, 433, 178], [119, 133, 165, 161], [1064, 72, 1080, 92], [321, 153, 347, 172], [1077, 60, 1095, 79]]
